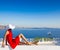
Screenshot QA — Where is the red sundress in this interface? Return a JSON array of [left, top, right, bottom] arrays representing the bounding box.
[[6, 31, 20, 49]]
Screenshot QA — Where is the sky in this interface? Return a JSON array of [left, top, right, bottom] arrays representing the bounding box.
[[0, 0, 60, 28]]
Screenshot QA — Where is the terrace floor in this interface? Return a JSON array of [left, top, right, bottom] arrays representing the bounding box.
[[0, 41, 60, 50]]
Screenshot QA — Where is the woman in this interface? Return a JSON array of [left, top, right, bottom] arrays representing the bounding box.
[[2, 29, 32, 49]]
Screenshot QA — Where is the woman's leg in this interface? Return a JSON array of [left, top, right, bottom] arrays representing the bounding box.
[[19, 33, 32, 45], [19, 42, 28, 45], [19, 33, 39, 45]]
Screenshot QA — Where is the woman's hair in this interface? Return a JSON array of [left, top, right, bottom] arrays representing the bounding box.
[[7, 29, 12, 33], [7, 29, 12, 31]]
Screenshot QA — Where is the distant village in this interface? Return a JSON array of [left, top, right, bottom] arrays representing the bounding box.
[[0, 24, 60, 30], [0, 25, 6, 29]]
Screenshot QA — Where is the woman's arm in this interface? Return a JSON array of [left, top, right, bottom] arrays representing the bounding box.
[[2, 31, 9, 47]]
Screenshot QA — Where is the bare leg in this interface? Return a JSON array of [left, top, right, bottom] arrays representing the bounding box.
[[19, 42, 28, 45], [19, 34, 32, 45], [19, 34, 39, 45]]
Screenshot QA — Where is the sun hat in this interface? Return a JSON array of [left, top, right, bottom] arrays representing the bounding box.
[[7, 24, 15, 30]]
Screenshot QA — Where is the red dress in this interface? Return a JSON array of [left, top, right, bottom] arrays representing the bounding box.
[[6, 31, 20, 49]]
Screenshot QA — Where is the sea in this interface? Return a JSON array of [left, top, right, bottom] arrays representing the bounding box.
[[0, 28, 60, 38]]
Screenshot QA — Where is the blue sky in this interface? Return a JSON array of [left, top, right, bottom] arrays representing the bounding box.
[[0, 0, 60, 28]]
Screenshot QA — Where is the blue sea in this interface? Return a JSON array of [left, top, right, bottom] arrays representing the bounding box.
[[0, 28, 60, 38]]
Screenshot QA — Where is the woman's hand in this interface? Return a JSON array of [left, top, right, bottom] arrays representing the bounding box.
[[2, 42, 5, 47]]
